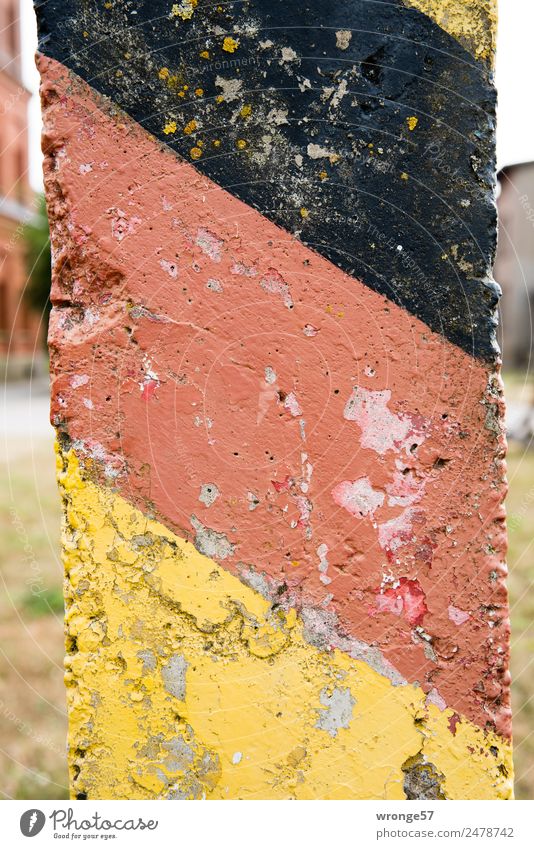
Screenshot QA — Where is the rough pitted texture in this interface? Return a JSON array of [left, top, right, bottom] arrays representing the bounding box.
[[36, 0, 512, 800]]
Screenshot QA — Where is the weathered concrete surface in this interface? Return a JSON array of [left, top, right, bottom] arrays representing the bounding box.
[[58, 448, 511, 800], [36, 0, 512, 799], [35, 0, 499, 358]]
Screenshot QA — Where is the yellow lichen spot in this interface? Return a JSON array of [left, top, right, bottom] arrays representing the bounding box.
[[200, 50, 210, 59], [183, 85, 189, 91], [158, 67, 170, 80], [195, 87, 204, 97], [441, 253, 449, 260], [190, 146, 203, 160], [115, 70, 123, 78], [401, 172, 409, 181], [163, 120, 177, 135], [213, 139, 222, 148], [104, 1, 112, 8], [240, 104, 252, 119], [178, 90, 186, 98], [319, 170, 328, 181], [183, 120, 197, 135], [223, 36, 240, 53], [326, 304, 333, 314], [407, 116, 419, 131], [329, 153, 340, 165], [216, 95, 224, 104], [236, 139, 247, 150], [300, 207, 309, 219], [171, 0, 198, 21], [197, 140, 205, 148], [83, 31, 89, 38], [337, 311, 344, 318]]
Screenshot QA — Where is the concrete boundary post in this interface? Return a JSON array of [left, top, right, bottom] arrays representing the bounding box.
[[35, 0, 512, 800]]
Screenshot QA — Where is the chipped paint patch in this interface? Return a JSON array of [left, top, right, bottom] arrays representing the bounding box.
[[375, 577, 428, 626], [195, 227, 223, 261], [162, 654, 188, 700], [315, 687, 355, 737], [259, 269, 293, 309], [331, 478, 385, 518], [344, 387, 426, 456], [199, 483, 220, 508]]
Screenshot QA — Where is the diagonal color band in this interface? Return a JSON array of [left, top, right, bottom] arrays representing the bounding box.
[[35, 0, 499, 359]]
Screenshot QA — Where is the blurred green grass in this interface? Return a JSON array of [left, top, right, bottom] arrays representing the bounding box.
[[506, 444, 534, 800], [0, 438, 69, 801]]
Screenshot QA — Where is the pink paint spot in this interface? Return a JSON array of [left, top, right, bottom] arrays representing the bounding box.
[[378, 508, 422, 555], [386, 469, 425, 507], [70, 374, 89, 389], [284, 392, 302, 417], [109, 207, 142, 242], [139, 356, 160, 401], [331, 477, 384, 518], [159, 259, 178, 278], [260, 269, 293, 309], [375, 577, 428, 626], [448, 605, 470, 626], [426, 687, 447, 711], [272, 476, 293, 493], [231, 261, 257, 277], [295, 495, 312, 529], [196, 227, 223, 261], [344, 387, 426, 455], [141, 379, 159, 401]]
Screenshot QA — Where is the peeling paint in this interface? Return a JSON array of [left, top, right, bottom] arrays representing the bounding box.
[[57, 448, 513, 799]]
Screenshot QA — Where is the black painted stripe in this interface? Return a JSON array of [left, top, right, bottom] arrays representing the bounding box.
[[34, 0, 499, 359]]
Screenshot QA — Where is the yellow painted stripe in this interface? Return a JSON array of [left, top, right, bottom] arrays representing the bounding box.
[[403, 0, 497, 64], [58, 447, 512, 800]]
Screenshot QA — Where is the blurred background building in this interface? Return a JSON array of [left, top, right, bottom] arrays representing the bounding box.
[[0, 0, 42, 379], [496, 163, 534, 369]]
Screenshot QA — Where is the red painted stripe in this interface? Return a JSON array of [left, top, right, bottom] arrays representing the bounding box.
[[43, 57, 510, 736]]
